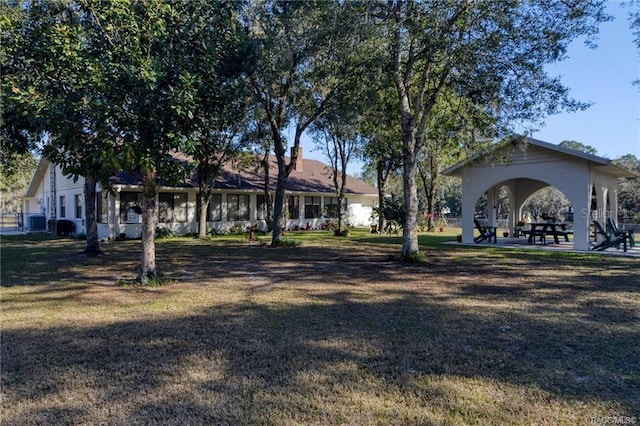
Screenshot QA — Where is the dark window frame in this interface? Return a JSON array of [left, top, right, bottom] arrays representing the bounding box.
[[74, 194, 83, 219], [227, 194, 250, 221], [304, 196, 321, 219], [96, 192, 108, 224], [158, 192, 188, 223], [324, 197, 348, 218], [59, 195, 66, 218], [119, 192, 143, 224], [196, 193, 222, 222], [288, 195, 300, 219]]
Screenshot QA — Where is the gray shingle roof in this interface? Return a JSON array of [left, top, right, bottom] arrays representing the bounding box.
[[111, 155, 378, 195]]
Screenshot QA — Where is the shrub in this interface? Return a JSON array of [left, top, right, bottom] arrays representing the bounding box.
[[155, 227, 175, 239], [275, 238, 302, 247], [229, 224, 244, 235], [56, 220, 76, 236]]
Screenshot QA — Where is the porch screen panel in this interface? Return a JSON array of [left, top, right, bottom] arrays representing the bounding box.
[[228, 194, 249, 221], [304, 196, 321, 219], [75, 194, 83, 218], [288, 196, 300, 219], [159, 193, 188, 223], [257, 194, 272, 220], [158, 193, 173, 223], [209, 194, 222, 221], [238, 194, 249, 221], [324, 197, 339, 217], [96, 192, 108, 223], [227, 194, 239, 221], [59, 196, 66, 218], [174, 193, 187, 222], [120, 192, 143, 223], [196, 194, 222, 222]]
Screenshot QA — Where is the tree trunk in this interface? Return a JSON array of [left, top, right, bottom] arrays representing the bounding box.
[[337, 167, 347, 232], [402, 143, 420, 257], [271, 129, 299, 246], [271, 169, 287, 246], [376, 162, 387, 233], [198, 192, 209, 239], [139, 167, 158, 284], [261, 152, 273, 232], [83, 175, 103, 256], [427, 174, 437, 231], [418, 163, 437, 232]]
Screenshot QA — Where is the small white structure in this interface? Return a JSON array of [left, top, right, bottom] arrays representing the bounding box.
[[442, 136, 638, 250], [23, 153, 378, 239]]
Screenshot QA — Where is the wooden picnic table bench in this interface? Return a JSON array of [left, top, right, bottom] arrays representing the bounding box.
[[527, 222, 571, 245]]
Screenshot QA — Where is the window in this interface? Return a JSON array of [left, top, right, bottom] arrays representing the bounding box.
[[287, 195, 300, 219], [75, 194, 83, 218], [227, 194, 250, 221], [257, 194, 273, 220], [120, 192, 143, 223], [196, 194, 222, 222], [324, 197, 339, 217], [59, 196, 66, 218], [304, 196, 321, 219], [324, 197, 347, 218], [97, 192, 108, 223], [159, 193, 188, 223], [175, 193, 187, 222], [210, 194, 222, 221]]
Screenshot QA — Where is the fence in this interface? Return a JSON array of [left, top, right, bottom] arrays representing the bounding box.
[[0, 213, 21, 232], [0, 213, 50, 233]]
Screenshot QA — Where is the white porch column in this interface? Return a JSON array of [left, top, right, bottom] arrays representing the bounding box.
[[572, 188, 591, 251], [113, 189, 122, 238], [607, 178, 619, 227], [592, 177, 608, 226], [502, 181, 516, 235], [487, 186, 497, 227], [461, 174, 476, 244], [558, 170, 591, 251]]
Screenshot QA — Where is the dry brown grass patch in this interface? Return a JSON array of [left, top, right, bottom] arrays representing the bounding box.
[[1, 235, 639, 424]]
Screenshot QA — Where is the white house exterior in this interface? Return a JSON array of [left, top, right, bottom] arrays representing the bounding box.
[[442, 136, 638, 251], [23, 154, 378, 239]]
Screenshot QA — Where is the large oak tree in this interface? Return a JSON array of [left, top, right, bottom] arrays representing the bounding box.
[[245, 0, 372, 245], [382, 0, 610, 257]]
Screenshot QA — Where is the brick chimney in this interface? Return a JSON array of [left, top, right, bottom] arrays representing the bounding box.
[[291, 146, 303, 172]]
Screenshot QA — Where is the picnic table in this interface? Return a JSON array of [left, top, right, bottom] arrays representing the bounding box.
[[526, 222, 571, 245]]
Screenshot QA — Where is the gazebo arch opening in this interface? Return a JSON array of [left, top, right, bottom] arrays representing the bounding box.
[[520, 185, 572, 223], [473, 185, 513, 233], [441, 136, 638, 251], [473, 179, 576, 240]]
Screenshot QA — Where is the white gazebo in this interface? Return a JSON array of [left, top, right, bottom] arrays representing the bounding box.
[[442, 136, 638, 251]]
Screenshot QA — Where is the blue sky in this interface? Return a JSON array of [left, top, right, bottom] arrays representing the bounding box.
[[301, 2, 640, 174], [532, 2, 639, 160]]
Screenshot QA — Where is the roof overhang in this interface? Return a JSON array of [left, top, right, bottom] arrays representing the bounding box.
[[24, 158, 50, 198], [441, 135, 639, 179]]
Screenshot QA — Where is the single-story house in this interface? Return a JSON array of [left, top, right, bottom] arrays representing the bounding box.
[[23, 150, 378, 239]]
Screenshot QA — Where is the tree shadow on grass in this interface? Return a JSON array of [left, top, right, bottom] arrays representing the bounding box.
[[2, 272, 639, 424], [3, 237, 639, 422]]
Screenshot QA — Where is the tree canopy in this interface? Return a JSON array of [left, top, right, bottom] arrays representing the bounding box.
[[2, 0, 628, 275]]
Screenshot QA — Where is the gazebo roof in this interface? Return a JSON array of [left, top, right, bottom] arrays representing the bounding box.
[[442, 135, 638, 179]]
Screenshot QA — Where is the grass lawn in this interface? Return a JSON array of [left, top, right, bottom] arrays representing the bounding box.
[[1, 230, 639, 424]]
